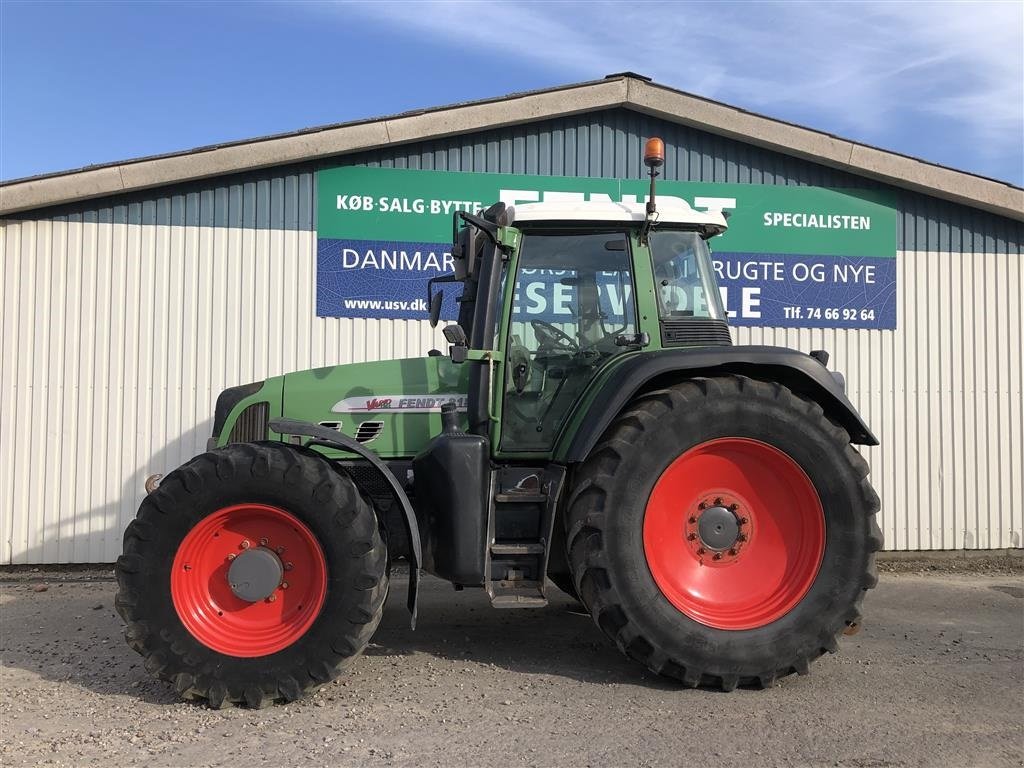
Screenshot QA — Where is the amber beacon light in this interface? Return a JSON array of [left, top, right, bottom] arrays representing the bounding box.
[[643, 137, 665, 168], [643, 137, 665, 221]]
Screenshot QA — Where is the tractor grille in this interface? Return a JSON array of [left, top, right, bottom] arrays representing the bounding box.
[[355, 421, 384, 443], [227, 401, 269, 443], [660, 318, 732, 347]]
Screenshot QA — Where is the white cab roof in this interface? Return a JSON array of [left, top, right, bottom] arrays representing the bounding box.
[[508, 199, 728, 234]]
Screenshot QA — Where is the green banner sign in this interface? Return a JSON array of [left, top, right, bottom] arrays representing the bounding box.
[[318, 166, 896, 257], [316, 166, 897, 328]]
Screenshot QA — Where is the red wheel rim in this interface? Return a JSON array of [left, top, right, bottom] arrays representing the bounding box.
[[643, 438, 825, 630], [171, 504, 327, 657]]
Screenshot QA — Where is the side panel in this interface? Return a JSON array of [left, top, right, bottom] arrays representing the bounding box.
[[279, 356, 470, 458]]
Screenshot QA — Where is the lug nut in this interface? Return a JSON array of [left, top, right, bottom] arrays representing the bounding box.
[[738, 517, 748, 525], [696, 548, 705, 555], [284, 562, 293, 571], [259, 537, 268, 547], [713, 553, 722, 561], [697, 501, 707, 510], [728, 548, 737, 556], [737, 533, 747, 542], [688, 516, 697, 524], [276, 546, 285, 555], [267, 594, 277, 603], [281, 581, 289, 590], [686, 533, 697, 541], [714, 497, 723, 506], [240, 540, 250, 550], [729, 503, 739, 511], [226, 553, 236, 561]]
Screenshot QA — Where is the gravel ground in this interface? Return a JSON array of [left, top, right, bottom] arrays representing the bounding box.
[[1, 570, 1021, 768], [876, 553, 1022, 576]]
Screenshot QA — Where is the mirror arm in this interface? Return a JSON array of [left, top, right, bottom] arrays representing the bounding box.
[[426, 274, 459, 302], [456, 211, 499, 241]]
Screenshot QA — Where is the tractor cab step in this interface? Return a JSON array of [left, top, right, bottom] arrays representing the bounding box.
[[489, 579, 547, 608], [494, 492, 548, 504], [484, 466, 566, 609], [490, 542, 545, 555], [487, 543, 548, 608]]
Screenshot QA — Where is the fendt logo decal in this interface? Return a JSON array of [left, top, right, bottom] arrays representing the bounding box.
[[331, 394, 469, 414]]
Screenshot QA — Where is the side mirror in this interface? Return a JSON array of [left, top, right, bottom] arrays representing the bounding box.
[[429, 290, 443, 328], [442, 324, 469, 363]]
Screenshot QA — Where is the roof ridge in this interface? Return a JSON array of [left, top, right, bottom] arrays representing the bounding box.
[[2, 74, 1021, 221]]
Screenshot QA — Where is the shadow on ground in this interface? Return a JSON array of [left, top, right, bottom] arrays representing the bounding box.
[[366, 577, 681, 690], [0, 581, 179, 705], [0, 575, 681, 704]]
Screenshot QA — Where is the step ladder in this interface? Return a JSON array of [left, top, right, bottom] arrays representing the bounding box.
[[486, 468, 565, 608]]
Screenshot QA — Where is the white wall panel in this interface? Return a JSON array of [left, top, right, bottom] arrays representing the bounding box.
[[734, 247, 1023, 552], [1, 219, 1021, 562], [0, 218, 449, 564]]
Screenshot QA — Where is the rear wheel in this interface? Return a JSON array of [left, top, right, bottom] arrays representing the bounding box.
[[565, 375, 881, 689], [115, 442, 387, 708]]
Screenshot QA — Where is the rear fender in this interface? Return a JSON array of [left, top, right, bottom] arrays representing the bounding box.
[[561, 346, 878, 463]]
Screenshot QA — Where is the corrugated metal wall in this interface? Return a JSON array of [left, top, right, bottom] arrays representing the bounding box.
[[0, 216, 445, 564], [1, 108, 1022, 562]]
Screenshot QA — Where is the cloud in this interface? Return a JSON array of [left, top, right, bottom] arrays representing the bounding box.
[[344, 0, 1023, 175]]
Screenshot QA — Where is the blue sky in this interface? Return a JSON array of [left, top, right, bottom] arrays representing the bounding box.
[[1, 1, 1022, 185]]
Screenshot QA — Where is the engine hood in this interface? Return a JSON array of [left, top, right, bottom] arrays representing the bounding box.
[[280, 356, 470, 458]]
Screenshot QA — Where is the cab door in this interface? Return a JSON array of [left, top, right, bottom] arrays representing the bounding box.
[[496, 230, 639, 455]]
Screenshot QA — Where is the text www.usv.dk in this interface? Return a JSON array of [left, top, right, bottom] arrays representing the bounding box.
[[342, 298, 429, 311]]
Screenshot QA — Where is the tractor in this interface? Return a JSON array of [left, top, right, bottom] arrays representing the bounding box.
[[116, 138, 882, 708]]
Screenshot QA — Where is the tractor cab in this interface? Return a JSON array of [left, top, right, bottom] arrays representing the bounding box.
[[431, 196, 729, 454]]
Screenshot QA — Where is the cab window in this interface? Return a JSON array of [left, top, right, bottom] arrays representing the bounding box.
[[648, 230, 724, 320]]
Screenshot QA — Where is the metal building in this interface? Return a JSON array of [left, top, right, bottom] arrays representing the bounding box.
[[1, 73, 1022, 564]]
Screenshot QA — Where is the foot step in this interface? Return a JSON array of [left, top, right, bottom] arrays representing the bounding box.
[[490, 542, 545, 555], [490, 583, 547, 608], [494, 492, 548, 503]]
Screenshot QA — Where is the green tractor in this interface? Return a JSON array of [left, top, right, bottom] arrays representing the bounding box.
[[117, 139, 882, 707]]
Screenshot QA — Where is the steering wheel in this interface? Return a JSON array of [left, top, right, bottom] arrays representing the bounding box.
[[531, 320, 578, 354]]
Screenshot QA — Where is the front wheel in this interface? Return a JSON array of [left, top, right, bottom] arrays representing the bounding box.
[[115, 442, 388, 708], [564, 375, 881, 690]]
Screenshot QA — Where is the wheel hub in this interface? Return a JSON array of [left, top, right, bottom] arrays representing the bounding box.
[[228, 547, 284, 602], [697, 506, 740, 551], [683, 494, 750, 564], [644, 438, 825, 630]]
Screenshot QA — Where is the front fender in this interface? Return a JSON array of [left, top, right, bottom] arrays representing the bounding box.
[[269, 418, 422, 629], [560, 346, 877, 463]]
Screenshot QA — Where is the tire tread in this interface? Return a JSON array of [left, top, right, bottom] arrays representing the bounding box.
[[563, 374, 881, 690], [115, 442, 388, 708]]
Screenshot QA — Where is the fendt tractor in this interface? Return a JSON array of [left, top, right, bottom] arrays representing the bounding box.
[[116, 138, 882, 708]]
